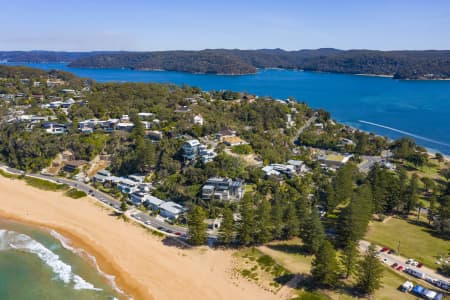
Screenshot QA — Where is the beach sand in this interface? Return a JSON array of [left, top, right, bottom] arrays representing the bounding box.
[[0, 176, 278, 300]]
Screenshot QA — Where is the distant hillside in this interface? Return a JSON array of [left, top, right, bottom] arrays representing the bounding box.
[[0, 51, 117, 63], [3, 49, 450, 79], [69, 49, 450, 79]]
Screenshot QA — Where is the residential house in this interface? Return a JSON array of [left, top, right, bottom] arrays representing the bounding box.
[[159, 201, 186, 220], [116, 122, 134, 131], [63, 160, 88, 173], [93, 170, 112, 183], [182, 139, 201, 160], [201, 177, 245, 201], [129, 191, 148, 206], [222, 136, 248, 147], [117, 178, 138, 194], [193, 114, 204, 126], [144, 195, 165, 210]]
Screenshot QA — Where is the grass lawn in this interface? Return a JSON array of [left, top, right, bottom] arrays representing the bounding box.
[[365, 217, 449, 269], [262, 238, 436, 300], [233, 247, 293, 292], [258, 238, 313, 274], [24, 176, 69, 191]]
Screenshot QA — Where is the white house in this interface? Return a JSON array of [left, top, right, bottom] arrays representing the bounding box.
[[159, 202, 186, 220], [193, 114, 204, 126]]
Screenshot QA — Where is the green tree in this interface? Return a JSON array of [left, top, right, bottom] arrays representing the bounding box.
[[405, 174, 419, 213], [356, 244, 384, 295], [341, 240, 359, 279], [255, 200, 273, 244], [218, 208, 235, 245], [311, 240, 339, 287], [285, 202, 300, 239], [187, 205, 208, 246], [271, 201, 284, 239], [238, 195, 255, 245], [337, 185, 372, 247], [301, 208, 324, 254], [120, 198, 128, 212]]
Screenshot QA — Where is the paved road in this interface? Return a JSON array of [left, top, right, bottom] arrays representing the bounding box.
[[292, 115, 317, 145], [0, 164, 191, 240], [358, 155, 383, 173], [359, 240, 449, 290]]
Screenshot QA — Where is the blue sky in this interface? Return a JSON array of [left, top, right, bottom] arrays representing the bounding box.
[[1, 0, 450, 51]]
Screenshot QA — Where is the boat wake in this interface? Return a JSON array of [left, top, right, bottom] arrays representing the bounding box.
[[0, 229, 101, 291], [358, 120, 450, 148]]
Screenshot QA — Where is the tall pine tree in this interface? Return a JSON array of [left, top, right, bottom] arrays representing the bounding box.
[[301, 208, 324, 254], [311, 240, 340, 287], [218, 208, 234, 245], [238, 194, 255, 245], [356, 244, 384, 295], [187, 205, 207, 246], [255, 200, 273, 244]]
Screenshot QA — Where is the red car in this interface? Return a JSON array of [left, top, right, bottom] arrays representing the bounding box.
[[175, 232, 182, 236], [417, 263, 423, 268], [396, 265, 404, 271], [380, 247, 389, 252]]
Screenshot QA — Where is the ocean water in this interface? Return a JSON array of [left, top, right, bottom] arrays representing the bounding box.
[[4, 63, 450, 155], [0, 218, 123, 300]]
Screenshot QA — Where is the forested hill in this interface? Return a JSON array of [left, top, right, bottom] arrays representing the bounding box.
[[68, 49, 450, 79], [3, 49, 450, 79], [0, 51, 118, 63]]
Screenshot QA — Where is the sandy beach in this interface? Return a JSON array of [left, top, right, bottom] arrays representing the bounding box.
[[0, 175, 278, 300]]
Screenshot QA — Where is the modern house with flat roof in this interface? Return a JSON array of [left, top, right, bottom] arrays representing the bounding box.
[[159, 201, 186, 220], [182, 139, 201, 160], [144, 195, 165, 210], [202, 177, 245, 201], [63, 160, 88, 173]]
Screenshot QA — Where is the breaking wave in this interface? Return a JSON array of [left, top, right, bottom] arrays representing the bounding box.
[[50, 230, 131, 299], [0, 229, 101, 291]]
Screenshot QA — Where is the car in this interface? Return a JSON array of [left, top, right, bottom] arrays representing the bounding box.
[[417, 262, 423, 268], [380, 247, 389, 252], [88, 189, 93, 193], [397, 265, 404, 271], [157, 226, 164, 230], [382, 258, 389, 264], [411, 261, 419, 267], [166, 229, 173, 234], [175, 232, 182, 236], [388, 249, 395, 254], [391, 263, 398, 268], [145, 221, 151, 225]]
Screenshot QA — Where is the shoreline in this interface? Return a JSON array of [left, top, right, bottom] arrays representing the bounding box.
[[0, 175, 278, 300], [0, 204, 149, 300]]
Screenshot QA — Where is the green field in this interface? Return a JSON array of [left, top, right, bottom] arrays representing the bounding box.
[[260, 238, 419, 300], [24, 177, 69, 192], [365, 217, 449, 269], [64, 188, 87, 199]]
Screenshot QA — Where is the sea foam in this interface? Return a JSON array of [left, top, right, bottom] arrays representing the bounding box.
[[0, 229, 101, 291], [50, 230, 131, 299]]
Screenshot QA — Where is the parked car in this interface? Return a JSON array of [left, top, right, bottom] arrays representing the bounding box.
[[417, 262, 423, 268], [381, 247, 389, 252], [391, 263, 399, 268], [397, 265, 404, 271], [175, 232, 182, 236], [388, 249, 395, 254]]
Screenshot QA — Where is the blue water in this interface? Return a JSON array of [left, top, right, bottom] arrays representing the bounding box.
[[5, 63, 450, 155]]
